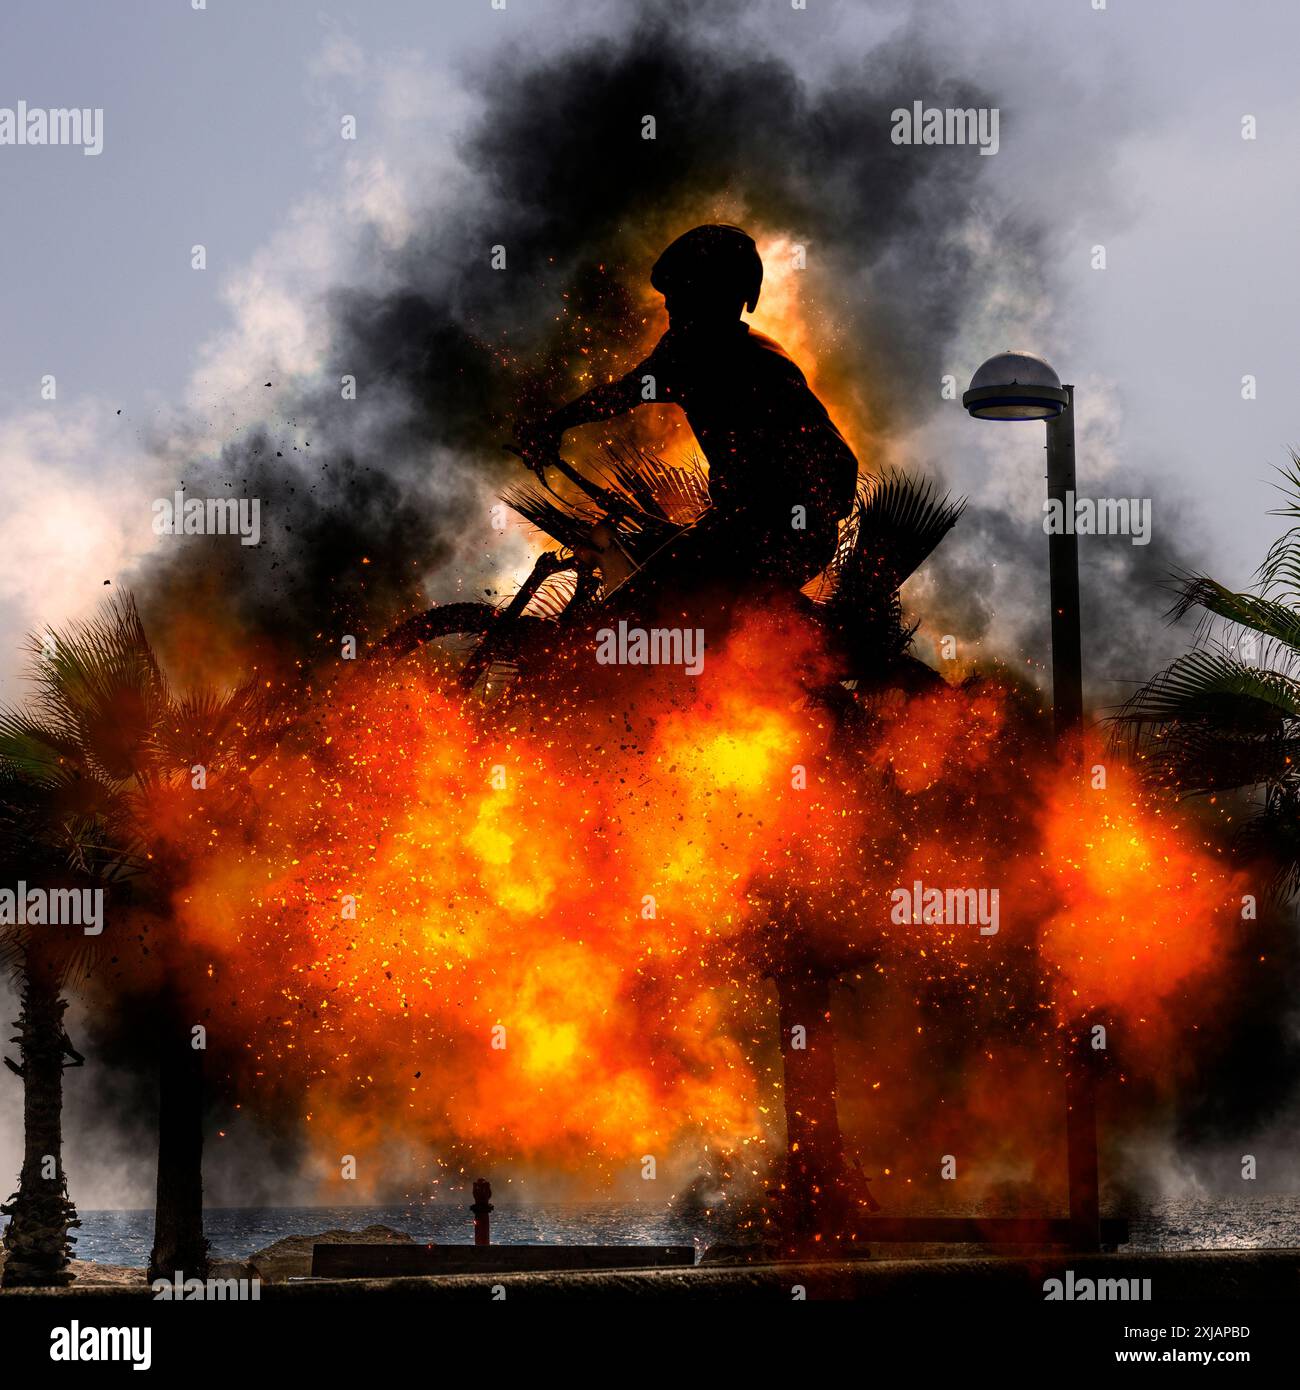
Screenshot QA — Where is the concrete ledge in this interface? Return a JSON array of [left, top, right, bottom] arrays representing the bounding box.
[[311, 1242, 697, 1277], [13, 1248, 1298, 1301], [277, 1248, 1300, 1300]]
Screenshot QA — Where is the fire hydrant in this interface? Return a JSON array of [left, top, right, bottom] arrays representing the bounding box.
[[471, 1177, 493, 1246]]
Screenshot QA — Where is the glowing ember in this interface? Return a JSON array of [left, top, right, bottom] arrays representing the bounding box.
[[130, 599, 1245, 1202]]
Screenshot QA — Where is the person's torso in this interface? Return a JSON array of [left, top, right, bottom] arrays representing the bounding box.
[[650, 323, 857, 526]]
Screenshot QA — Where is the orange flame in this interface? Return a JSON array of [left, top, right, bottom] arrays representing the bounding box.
[[134, 601, 1247, 1202]]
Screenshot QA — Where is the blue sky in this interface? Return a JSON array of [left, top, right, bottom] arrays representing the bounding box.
[[2, 0, 1298, 679]]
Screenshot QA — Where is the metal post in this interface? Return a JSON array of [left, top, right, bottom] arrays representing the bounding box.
[[1046, 386, 1100, 1252], [1065, 1034, 1100, 1252], [471, 1177, 493, 1247], [1045, 386, 1083, 738]]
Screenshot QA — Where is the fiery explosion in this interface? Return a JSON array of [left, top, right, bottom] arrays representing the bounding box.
[[81, 212, 1249, 1216], [123, 588, 1247, 1207]]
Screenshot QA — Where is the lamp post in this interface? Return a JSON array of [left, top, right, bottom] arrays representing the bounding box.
[[962, 351, 1099, 1252]]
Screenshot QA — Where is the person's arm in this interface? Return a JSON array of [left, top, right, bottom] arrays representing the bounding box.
[[547, 368, 647, 434], [769, 366, 860, 517], [519, 340, 667, 464]]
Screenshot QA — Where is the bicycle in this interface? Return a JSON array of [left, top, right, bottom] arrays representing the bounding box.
[[375, 438, 964, 701]]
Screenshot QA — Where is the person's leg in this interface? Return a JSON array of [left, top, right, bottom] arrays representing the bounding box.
[[752, 518, 839, 586], [603, 513, 753, 613], [604, 512, 838, 626]]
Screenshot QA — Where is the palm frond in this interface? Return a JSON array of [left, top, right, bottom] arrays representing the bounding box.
[[0, 711, 80, 784], [820, 470, 965, 620], [1264, 451, 1300, 521], [1255, 453, 1300, 601], [1258, 546, 1300, 605], [524, 570, 579, 620], [1116, 648, 1300, 732], [1115, 511, 1300, 901], [802, 471, 963, 683], [502, 442, 704, 564], [1124, 722, 1300, 797], [500, 482, 601, 552], [592, 443, 710, 526], [1236, 787, 1300, 904], [840, 471, 967, 593], [21, 592, 170, 783], [153, 680, 268, 772], [1168, 576, 1300, 656]]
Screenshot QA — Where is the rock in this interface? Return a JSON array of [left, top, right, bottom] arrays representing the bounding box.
[[67, 1259, 147, 1287], [0, 1247, 144, 1288]]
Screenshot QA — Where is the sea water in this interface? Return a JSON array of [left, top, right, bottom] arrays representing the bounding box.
[[47, 1194, 1300, 1268]]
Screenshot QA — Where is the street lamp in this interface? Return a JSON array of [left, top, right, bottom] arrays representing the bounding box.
[[962, 351, 1081, 734], [962, 350, 1097, 1251]]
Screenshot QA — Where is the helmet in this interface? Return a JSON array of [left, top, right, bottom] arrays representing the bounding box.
[[650, 224, 763, 313]]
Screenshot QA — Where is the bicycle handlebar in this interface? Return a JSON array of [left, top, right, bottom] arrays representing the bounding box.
[[502, 442, 639, 522]]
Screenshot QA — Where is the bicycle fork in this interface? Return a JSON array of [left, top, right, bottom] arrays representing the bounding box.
[[458, 549, 575, 690]]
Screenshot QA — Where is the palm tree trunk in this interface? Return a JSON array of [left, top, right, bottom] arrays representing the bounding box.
[[773, 965, 880, 1249], [148, 999, 208, 1282], [1, 954, 79, 1287]]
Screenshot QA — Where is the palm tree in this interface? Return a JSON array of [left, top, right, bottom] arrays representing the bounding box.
[[1116, 455, 1300, 900], [764, 471, 963, 1246], [0, 948, 84, 1287], [0, 903, 93, 1288], [0, 594, 271, 1283], [0, 677, 138, 1286]]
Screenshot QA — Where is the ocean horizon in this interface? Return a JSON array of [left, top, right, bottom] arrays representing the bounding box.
[[27, 1194, 1300, 1268]]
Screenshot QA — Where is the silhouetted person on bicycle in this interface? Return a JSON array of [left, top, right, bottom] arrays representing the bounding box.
[[519, 225, 859, 610]]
